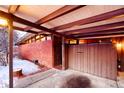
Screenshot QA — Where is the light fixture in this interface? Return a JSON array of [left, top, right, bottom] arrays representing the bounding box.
[[0, 17, 8, 27], [79, 39, 85, 44], [70, 39, 77, 44], [116, 43, 122, 51], [36, 35, 40, 39], [99, 40, 102, 43]]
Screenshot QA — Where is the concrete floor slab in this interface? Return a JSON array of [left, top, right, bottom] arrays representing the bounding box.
[[26, 69, 120, 88]]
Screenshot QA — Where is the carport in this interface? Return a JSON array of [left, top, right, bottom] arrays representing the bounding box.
[[0, 5, 124, 88]]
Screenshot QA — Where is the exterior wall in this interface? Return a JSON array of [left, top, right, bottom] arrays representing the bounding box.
[[68, 43, 117, 80], [18, 40, 53, 68]]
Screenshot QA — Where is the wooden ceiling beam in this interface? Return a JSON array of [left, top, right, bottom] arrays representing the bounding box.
[[73, 27, 124, 38], [77, 27, 124, 36], [53, 8, 124, 30], [24, 5, 85, 31], [63, 21, 124, 35], [12, 14, 65, 36], [8, 5, 20, 14], [13, 26, 39, 34], [77, 32, 124, 39], [0, 10, 67, 37]]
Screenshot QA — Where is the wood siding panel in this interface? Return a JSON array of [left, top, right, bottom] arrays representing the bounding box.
[[94, 44, 98, 76], [98, 44, 102, 77], [68, 46, 73, 69], [68, 43, 117, 80], [101, 44, 107, 78], [109, 45, 117, 80]]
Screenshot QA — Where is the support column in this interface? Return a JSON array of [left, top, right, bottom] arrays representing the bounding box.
[[51, 35, 55, 67], [62, 37, 68, 70], [8, 18, 13, 88]]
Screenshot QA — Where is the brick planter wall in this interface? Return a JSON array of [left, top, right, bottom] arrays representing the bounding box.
[[18, 40, 53, 68]]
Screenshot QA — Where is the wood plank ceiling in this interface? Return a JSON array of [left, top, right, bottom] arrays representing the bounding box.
[[0, 5, 124, 39]]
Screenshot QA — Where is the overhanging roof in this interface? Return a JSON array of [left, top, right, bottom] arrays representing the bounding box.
[[0, 5, 124, 42]]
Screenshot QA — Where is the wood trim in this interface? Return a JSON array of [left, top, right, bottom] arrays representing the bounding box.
[[24, 5, 85, 31], [8, 5, 20, 14], [64, 21, 124, 35], [53, 8, 124, 30]]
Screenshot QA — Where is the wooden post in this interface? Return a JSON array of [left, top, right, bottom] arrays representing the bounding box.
[[51, 35, 55, 67], [8, 18, 13, 88], [62, 37, 66, 70]]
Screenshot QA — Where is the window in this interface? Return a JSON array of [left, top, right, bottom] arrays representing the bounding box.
[[41, 37, 46, 41], [36, 35, 40, 39], [69, 39, 77, 44]]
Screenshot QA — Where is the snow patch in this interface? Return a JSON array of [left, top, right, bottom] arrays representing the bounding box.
[[0, 57, 40, 88]]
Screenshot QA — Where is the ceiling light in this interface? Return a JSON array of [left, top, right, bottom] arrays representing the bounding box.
[[0, 17, 8, 27]]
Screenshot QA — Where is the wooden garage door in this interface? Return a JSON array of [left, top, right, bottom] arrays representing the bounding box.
[[68, 43, 117, 80]]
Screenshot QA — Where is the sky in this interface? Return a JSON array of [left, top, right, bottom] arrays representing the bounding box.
[[15, 30, 27, 39]]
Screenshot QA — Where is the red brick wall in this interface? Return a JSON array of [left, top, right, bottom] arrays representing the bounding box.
[[18, 40, 53, 68]]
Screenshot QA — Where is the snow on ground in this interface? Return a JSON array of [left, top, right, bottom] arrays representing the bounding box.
[[13, 57, 40, 75], [0, 57, 40, 88]]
